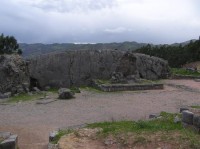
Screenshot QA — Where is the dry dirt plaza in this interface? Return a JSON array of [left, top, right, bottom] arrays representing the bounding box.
[[0, 79, 200, 149]]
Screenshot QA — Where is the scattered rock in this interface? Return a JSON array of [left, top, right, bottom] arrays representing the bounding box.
[[32, 87, 41, 92], [49, 131, 58, 142], [180, 107, 189, 113], [0, 132, 18, 149], [149, 114, 159, 119], [58, 88, 74, 100], [182, 110, 194, 125]]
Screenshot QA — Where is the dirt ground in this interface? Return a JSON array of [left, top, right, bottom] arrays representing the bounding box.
[[0, 79, 200, 149]]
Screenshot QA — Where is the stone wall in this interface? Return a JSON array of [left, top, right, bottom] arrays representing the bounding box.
[[0, 54, 30, 94], [0, 132, 18, 149], [181, 108, 200, 132], [29, 50, 170, 88], [96, 83, 164, 92]]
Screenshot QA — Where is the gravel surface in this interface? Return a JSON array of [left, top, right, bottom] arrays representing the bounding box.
[[0, 79, 200, 149]]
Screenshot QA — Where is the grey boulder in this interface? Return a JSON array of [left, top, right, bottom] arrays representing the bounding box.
[[58, 88, 74, 99]]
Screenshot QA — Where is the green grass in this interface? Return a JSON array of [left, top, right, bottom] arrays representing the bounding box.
[[171, 68, 200, 77], [7, 93, 45, 103], [95, 79, 111, 85], [47, 88, 59, 93], [190, 105, 200, 109], [51, 129, 73, 144], [80, 86, 103, 93], [50, 112, 200, 148], [87, 112, 200, 148], [70, 87, 81, 93], [88, 112, 182, 135]]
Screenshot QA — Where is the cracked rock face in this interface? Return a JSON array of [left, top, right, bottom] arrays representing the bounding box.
[[0, 54, 30, 94], [29, 50, 170, 88], [116, 52, 170, 80]]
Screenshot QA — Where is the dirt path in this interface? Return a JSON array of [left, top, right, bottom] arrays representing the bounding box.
[[0, 79, 200, 149]]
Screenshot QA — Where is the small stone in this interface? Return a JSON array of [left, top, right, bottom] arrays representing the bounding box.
[[49, 131, 58, 142], [149, 114, 158, 119], [182, 110, 194, 125], [58, 88, 74, 100], [180, 107, 189, 113], [33, 87, 41, 92]]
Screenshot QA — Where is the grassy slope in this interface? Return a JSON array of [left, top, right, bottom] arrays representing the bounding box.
[[52, 112, 200, 148], [171, 68, 200, 77]]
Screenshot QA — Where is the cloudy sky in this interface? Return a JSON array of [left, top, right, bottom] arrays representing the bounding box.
[[0, 0, 200, 44]]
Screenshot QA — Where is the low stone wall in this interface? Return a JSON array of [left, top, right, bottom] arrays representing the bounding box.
[[0, 132, 18, 149], [181, 107, 200, 132], [96, 83, 164, 92]]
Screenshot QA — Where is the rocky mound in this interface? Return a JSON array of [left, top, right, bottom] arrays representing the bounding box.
[[29, 50, 170, 88], [116, 52, 170, 80], [0, 54, 30, 94]]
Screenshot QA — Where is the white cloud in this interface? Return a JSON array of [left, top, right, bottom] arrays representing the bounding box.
[[104, 27, 132, 33]]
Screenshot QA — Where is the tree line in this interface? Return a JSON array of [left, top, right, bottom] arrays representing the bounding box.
[[135, 40, 200, 68], [0, 34, 22, 55]]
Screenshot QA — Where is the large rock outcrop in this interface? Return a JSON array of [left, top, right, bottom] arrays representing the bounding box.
[[0, 54, 30, 94], [29, 50, 170, 88], [116, 52, 170, 80]]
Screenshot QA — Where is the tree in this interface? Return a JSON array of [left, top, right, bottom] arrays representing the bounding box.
[[0, 33, 22, 55]]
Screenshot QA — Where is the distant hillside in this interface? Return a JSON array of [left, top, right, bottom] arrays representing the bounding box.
[[19, 42, 147, 57], [135, 40, 200, 67]]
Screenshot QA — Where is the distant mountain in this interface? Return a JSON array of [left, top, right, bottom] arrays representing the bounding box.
[[19, 40, 196, 58], [19, 42, 147, 58], [170, 39, 197, 47]]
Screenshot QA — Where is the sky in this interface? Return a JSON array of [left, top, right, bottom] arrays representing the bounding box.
[[0, 0, 200, 44]]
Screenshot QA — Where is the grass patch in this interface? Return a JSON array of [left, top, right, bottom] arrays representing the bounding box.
[[88, 112, 182, 135], [87, 112, 200, 148], [80, 86, 103, 93], [51, 129, 73, 144], [171, 68, 200, 77], [47, 88, 59, 93], [95, 79, 111, 85], [7, 93, 45, 103], [70, 87, 81, 93], [191, 105, 200, 109]]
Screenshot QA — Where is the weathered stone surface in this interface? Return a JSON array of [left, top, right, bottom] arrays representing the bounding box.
[[0, 132, 11, 139], [0, 54, 30, 94], [29, 50, 170, 88], [0, 134, 18, 149], [58, 88, 74, 99], [193, 115, 200, 128], [116, 52, 170, 80], [180, 107, 189, 113], [32, 87, 40, 92], [182, 110, 194, 125]]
